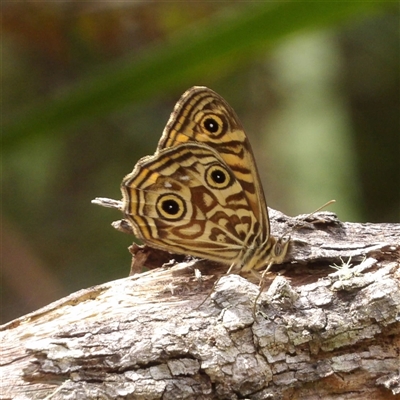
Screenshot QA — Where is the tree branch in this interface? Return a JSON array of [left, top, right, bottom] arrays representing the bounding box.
[[1, 211, 399, 399]]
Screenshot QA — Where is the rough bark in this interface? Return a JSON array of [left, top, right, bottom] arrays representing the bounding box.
[[1, 211, 399, 400]]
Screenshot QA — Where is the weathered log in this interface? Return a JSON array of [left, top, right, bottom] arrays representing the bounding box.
[[1, 211, 399, 399]]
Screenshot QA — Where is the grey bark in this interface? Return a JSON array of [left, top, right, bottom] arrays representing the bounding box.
[[1, 211, 399, 400]]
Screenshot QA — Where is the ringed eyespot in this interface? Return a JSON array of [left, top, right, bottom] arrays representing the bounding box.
[[156, 194, 186, 220], [201, 114, 225, 136], [205, 164, 232, 189]]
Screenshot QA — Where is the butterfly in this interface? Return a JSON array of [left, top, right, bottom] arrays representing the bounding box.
[[120, 86, 290, 276]]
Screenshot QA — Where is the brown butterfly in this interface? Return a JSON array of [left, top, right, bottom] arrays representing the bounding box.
[[120, 87, 290, 275]]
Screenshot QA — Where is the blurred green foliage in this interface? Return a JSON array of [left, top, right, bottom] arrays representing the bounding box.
[[3, 1, 388, 148], [2, 2, 399, 322]]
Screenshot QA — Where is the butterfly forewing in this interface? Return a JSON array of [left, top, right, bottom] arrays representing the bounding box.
[[157, 86, 270, 243]]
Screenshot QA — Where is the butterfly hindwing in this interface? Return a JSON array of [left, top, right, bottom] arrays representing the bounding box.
[[122, 143, 260, 265]]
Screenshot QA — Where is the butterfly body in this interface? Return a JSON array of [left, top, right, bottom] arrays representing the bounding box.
[[121, 87, 289, 274]]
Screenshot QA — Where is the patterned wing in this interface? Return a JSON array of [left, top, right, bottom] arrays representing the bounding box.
[[121, 143, 262, 266], [157, 86, 270, 243]]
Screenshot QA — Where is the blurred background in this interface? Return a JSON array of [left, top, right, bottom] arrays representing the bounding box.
[[2, 2, 399, 323]]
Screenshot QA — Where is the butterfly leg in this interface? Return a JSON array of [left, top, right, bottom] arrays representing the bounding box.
[[252, 262, 273, 318], [195, 262, 238, 310]]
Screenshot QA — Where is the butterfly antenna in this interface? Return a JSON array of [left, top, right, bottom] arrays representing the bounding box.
[[280, 199, 336, 238]]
